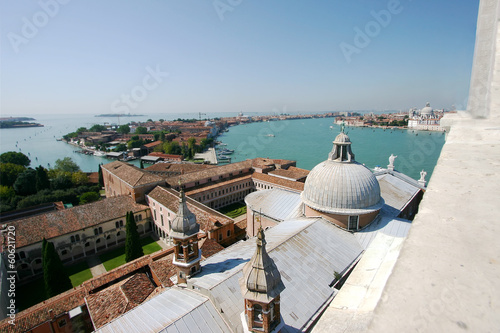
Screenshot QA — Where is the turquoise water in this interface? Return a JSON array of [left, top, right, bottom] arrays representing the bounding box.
[[217, 118, 445, 181], [0, 114, 445, 180]]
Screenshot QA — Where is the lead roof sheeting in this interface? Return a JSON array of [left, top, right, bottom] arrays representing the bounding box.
[[204, 218, 363, 332], [355, 215, 412, 249], [377, 173, 421, 215], [94, 288, 228, 333], [245, 189, 303, 221]]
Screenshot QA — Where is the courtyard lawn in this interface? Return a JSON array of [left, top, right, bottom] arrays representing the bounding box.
[[66, 261, 92, 287], [218, 202, 247, 218], [99, 237, 162, 272]]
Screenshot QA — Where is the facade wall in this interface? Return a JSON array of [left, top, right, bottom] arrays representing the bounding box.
[[14, 210, 151, 280], [102, 168, 163, 202], [253, 178, 301, 193], [189, 178, 254, 209], [147, 196, 235, 246]]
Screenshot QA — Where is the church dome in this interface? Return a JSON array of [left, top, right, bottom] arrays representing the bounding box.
[[301, 131, 383, 215], [421, 102, 433, 115]]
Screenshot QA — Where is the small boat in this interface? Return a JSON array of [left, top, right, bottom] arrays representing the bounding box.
[[94, 151, 106, 157], [265, 134, 275, 137]]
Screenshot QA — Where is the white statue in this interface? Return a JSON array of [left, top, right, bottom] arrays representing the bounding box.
[[419, 169, 427, 182], [388, 154, 397, 168]]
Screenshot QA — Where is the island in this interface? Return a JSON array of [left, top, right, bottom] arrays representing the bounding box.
[[0, 117, 43, 128]]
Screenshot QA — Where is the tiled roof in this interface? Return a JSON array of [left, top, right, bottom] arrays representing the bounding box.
[[102, 161, 164, 187], [165, 160, 253, 186], [252, 157, 295, 169], [7, 196, 149, 248], [147, 187, 234, 232], [200, 238, 225, 259], [148, 253, 176, 287], [268, 166, 309, 181], [143, 140, 162, 148], [86, 273, 157, 329], [252, 172, 305, 192], [0, 287, 87, 333], [145, 162, 212, 174], [83, 255, 152, 291], [185, 175, 252, 195]]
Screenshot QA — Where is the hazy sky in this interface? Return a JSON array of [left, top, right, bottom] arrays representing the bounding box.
[[0, 0, 479, 116]]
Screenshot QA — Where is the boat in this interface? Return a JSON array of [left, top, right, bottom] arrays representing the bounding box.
[[265, 134, 275, 137], [94, 151, 106, 157]]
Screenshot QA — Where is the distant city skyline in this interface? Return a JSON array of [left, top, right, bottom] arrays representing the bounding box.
[[1, 1, 479, 116]]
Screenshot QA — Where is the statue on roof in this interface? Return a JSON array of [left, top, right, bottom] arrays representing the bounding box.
[[388, 154, 397, 168], [419, 169, 427, 182], [340, 121, 345, 133]]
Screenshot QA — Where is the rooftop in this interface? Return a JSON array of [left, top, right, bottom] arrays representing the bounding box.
[[102, 161, 164, 187], [5, 196, 149, 248], [147, 186, 234, 232]]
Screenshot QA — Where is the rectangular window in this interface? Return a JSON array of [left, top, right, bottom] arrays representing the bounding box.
[[161, 215, 164, 227], [348, 216, 359, 231]]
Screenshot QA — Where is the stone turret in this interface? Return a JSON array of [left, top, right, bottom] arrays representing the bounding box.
[[170, 188, 201, 284], [240, 227, 285, 333]]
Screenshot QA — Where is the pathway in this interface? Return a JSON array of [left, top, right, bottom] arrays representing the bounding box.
[[87, 255, 107, 277]]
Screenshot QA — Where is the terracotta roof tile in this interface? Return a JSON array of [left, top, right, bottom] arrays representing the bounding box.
[[268, 166, 309, 181], [148, 253, 176, 287], [145, 162, 212, 174], [147, 187, 234, 232], [7, 196, 149, 248], [102, 161, 164, 187], [143, 140, 162, 148], [86, 273, 156, 329], [165, 160, 253, 186], [252, 172, 304, 192], [200, 238, 225, 259]]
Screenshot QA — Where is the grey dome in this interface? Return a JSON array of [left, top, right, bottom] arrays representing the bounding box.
[[301, 132, 383, 215], [421, 102, 433, 115]]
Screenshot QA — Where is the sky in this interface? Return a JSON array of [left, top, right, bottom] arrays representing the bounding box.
[[0, 0, 480, 116]]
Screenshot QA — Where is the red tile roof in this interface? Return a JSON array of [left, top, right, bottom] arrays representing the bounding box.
[[268, 166, 309, 181], [200, 238, 225, 259], [143, 140, 162, 148], [102, 161, 165, 187], [6, 196, 149, 248], [252, 172, 305, 192], [86, 273, 157, 329], [147, 187, 234, 232]]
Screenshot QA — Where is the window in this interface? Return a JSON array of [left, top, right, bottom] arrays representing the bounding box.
[[75, 234, 80, 242], [85, 242, 90, 247], [71, 235, 75, 243], [99, 227, 103, 234], [61, 250, 68, 256], [106, 235, 111, 240], [218, 233, 223, 241], [227, 230, 231, 237], [154, 210, 157, 220], [96, 239, 101, 244], [58, 319, 67, 328], [161, 215, 164, 227], [348, 216, 359, 231], [253, 304, 263, 323]]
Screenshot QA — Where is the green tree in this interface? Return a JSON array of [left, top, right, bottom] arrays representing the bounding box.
[[13, 169, 37, 195], [79, 191, 100, 204], [0, 163, 26, 187], [160, 131, 165, 141], [76, 127, 87, 134], [113, 143, 127, 152], [35, 166, 50, 192], [0, 185, 15, 203], [140, 159, 144, 169], [0, 152, 30, 166], [117, 124, 130, 134], [135, 126, 148, 134], [71, 171, 89, 186], [89, 124, 107, 132], [42, 239, 73, 298], [51, 173, 73, 190], [98, 164, 104, 187], [54, 157, 80, 173], [125, 211, 144, 262]]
